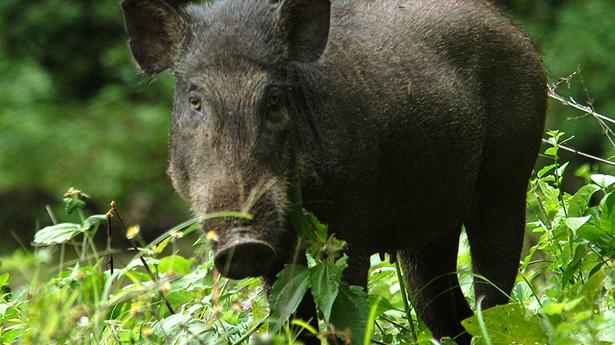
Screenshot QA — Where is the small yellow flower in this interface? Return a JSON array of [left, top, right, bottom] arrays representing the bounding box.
[[130, 303, 142, 316], [126, 225, 141, 239], [142, 327, 153, 337], [206, 229, 219, 242]]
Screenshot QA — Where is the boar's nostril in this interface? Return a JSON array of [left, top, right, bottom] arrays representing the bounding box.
[[214, 238, 276, 280]]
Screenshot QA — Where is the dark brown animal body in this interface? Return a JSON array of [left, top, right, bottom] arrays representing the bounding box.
[[122, 0, 547, 343]]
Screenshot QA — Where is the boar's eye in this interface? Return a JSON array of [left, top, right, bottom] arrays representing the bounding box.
[[189, 95, 202, 112], [266, 87, 284, 111], [262, 86, 288, 129]]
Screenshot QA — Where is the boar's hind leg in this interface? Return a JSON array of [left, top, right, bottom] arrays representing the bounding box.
[[464, 183, 527, 308], [399, 231, 472, 344]]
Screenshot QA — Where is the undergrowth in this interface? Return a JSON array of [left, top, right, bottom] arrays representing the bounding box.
[[0, 131, 613, 345]]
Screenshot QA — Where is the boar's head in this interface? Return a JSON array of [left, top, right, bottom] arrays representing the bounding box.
[[122, 0, 330, 279]]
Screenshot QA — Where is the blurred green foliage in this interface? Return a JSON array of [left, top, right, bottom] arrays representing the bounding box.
[[0, 0, 189, 248], [503, 0, 615, 158], [1, 0, 614, 250]]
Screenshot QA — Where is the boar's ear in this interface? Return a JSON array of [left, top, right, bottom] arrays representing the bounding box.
[[121, 0, 188, 75], [274, 0, 331, 63]]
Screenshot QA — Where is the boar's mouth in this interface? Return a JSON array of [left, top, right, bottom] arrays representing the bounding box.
[[213, 226, 277, 279]]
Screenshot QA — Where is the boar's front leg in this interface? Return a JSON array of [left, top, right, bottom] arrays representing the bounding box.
[[398, 228, 473, 345], [341, 246, 372, 289]]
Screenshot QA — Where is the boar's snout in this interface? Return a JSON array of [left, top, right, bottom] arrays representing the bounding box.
[[213, 227, 277, 279]]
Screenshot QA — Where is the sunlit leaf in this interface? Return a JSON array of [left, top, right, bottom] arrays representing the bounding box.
[[81, 215, 107, 232], [33, 223, 82, 245], [158, 255, 191, 276], [567, 184, 600, 217], [462, 304, 548, 345], [544, 146, 559, 157], [591, 174, 615, 189], [565, 216, 591, 233], [537, 164, 557, 178]]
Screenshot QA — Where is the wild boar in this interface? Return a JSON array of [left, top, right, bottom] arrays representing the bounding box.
[[122, 0, 547, 343]]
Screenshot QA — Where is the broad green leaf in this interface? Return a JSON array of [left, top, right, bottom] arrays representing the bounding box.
[[521, 244, 540, 272], [538, 180, 560, 214], [544, 146, 558, 158], [542, 302, 565, 315], [307, 212, 328, 240], [561, 245, 585, 289], [462, 304, 548, 345], [600, 192, 615, 235], [0, 328, 20, 343], [268, 264, 310, 332], [34, 223, 82, 245], [81, 215, 107, 231], [591, 174, 615, 189], [564, 216, 591, 233], [581, 269, 605, 306], [288, 208, 314, 243], [567, 184, 600, 217], [537, 164, 557, 178], [309, 261, 341, 323], [576, 223, 605, 243], [335, 255, 349, 271], [288, 187, 314, 242], [329, 284, 369, 345], [0, 273, 8, 289], [166, 290, 193, 308], [556, 162, 569, 178], [158, 255, 191, 275]]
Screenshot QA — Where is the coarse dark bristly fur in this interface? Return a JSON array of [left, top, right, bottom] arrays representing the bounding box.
[[122, 0, 547, 343]]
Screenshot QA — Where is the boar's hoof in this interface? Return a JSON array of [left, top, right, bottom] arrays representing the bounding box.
[[214, 239, 276, 279]]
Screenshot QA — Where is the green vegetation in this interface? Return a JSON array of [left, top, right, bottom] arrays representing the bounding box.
[[0, 135, 613, 344], [2, 0, 615, 249]]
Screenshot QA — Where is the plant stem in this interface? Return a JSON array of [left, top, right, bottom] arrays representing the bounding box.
[[394, 255, 418, 344], [520, 274, 543, 308], [476, 297, 493, 345], [112, 201, 175, 315], [59, 243, 65, 279]]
